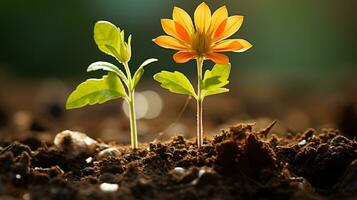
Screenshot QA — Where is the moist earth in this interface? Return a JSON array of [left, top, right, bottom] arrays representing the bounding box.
[[0, 123, 356, 200]]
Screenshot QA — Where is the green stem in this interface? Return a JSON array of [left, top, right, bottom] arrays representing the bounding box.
[[196, 57, 204, 148], [128, 89, 138, 149], [123, 62, 138, 149], [123, 62, 132, 82]]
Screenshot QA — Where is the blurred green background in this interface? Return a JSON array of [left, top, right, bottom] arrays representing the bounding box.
[[0, 0, 356, 83]]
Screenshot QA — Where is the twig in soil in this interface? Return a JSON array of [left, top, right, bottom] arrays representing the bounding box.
[[156, 96, 192, 141], [257, 120, 277, 138], [0, 144, 13, 155]]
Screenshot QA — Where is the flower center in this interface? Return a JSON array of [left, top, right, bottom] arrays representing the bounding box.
[[193, 31, 210, 56]]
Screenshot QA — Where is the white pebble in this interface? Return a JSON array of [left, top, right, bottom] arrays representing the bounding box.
[[97, 147, 121, 159], [15, 174, 21, 179], [54, 130, 97, 158], [173, 167, 185, 174], [86, 157, 93, 163], [298, 139, 306, 146], [198, 169, 206, 178], [100, 183, 119, 192]]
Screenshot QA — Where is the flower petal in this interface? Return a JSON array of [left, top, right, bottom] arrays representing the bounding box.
[[213, 19, 227, 40], [173, 6, 195, 35], [212, 39, 252, 52], [160, 19, 191, 44], [161, 19, 179, 38], [153, 36, 188, 50], [209, 6, 228, 34], [173, 51, 196, 63], [175, 21, 191, 44], [205, 53, 229, 64], [214, 15, 244, 42], [194, 2, 211, 33]]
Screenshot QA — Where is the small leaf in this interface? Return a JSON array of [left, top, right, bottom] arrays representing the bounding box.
[[202, 76, 221, 90], [87, 61, 128, 85], [202, 88, 229, 97], [201, 63, 231, 98], [93, 21, 121, 59], [202, 63, 231, 90], [154, 71, 196, 98], [66, 72, 127, 109], [132, 58, 158, 89]]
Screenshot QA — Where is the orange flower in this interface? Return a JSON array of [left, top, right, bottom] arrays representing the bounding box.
[[153, 2, 252, 64]]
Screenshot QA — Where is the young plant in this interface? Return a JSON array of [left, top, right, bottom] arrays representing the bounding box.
[[66, 21, 157, 149], [153, 2, 252, 148]]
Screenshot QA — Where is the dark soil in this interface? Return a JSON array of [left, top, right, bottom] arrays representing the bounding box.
[[0, 123, 356, 200]]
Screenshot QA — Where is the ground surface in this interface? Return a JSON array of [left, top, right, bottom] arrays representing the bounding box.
[[0, 123, 356, 200]]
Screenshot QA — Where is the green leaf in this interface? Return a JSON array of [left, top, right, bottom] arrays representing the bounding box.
[[87, 61, 128, 85], [132, 58, 158, 89], [66, 72, 127, 109], [154, 71, 196, 98], [202, 88, 229, 97], [202, 63, 231, 90], [93, 21, 121, 59], [201, 63, 231, 98]]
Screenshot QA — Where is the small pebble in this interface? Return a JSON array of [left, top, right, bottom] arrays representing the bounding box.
[[173, 167, 185, 174], [298, 139, 306, 146], [54, 130, 97, 158], [198, 169, 206, 178], [100, 183, 119, 192], [82, 167, 95, 175], [86, 157, 93, 163], [15, 174, 21, 179], [97, 147, 121, 159]]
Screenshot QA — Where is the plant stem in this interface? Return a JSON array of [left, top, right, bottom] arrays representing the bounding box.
[[128, 89, 138, 149], [196, 57, 204, 148], [123, 62, 132, 82], [123, 62, 138, 149]]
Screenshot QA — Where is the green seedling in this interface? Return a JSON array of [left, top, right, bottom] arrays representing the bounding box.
[[66, 21, 157, 149]]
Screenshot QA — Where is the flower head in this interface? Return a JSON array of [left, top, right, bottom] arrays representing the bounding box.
[[153, 2, 252, 64]]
